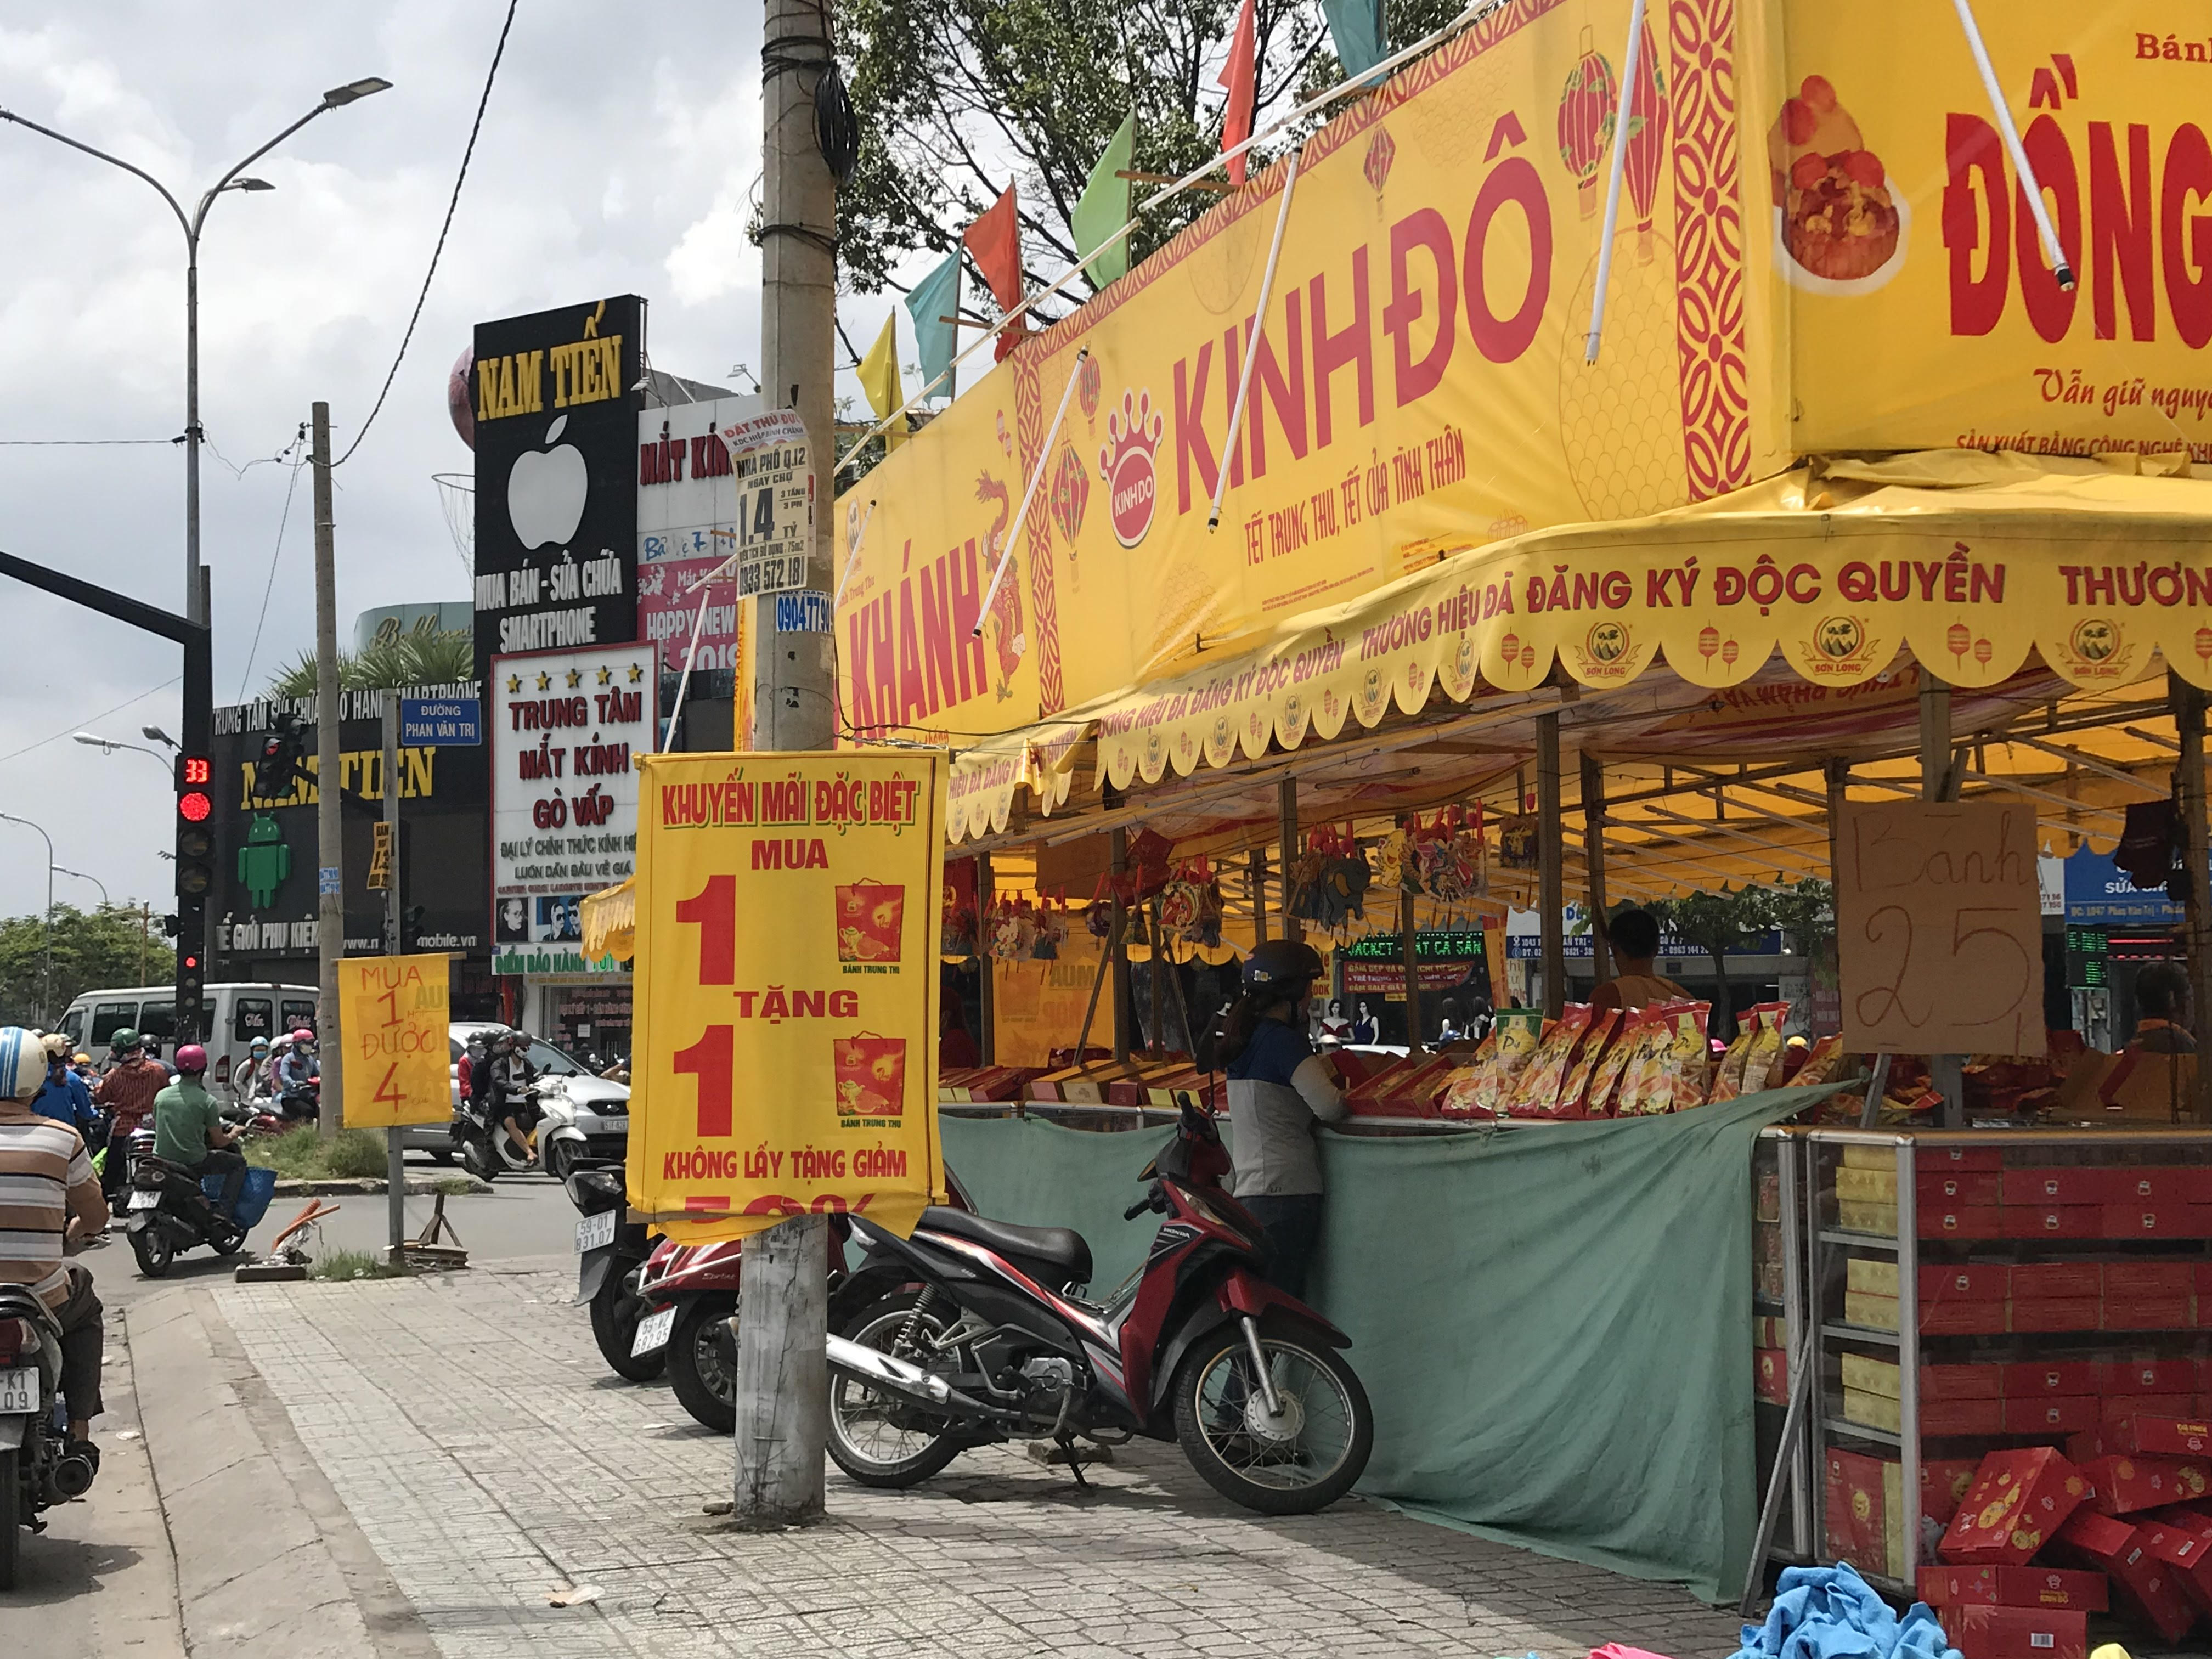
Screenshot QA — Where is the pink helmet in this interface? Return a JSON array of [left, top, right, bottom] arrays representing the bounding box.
[[292, 1028, 316, 1045], [174, 1043, 208, 1075]]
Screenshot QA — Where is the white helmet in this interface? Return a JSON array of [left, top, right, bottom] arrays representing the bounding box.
[[0, 1028, 49, 1100]]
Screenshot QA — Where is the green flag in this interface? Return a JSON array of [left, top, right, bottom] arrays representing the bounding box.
[[903, 251, 961, 400], [1323, 0, 1385, 81], [1071, 110, 1136, 289]]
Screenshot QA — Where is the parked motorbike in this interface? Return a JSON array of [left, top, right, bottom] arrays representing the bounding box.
[[629, 1233, 751, 1431], [221, 1099, 286, 1138], [824, 1098, 1374, 1515], [126, 1156, 279, 1278], [0, 1284, 99, 1589], [565, 1165, 661, 1382]]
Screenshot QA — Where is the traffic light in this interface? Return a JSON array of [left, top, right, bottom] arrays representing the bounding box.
[[175, 752, 215, 1040], [256, 711, 307, 800]]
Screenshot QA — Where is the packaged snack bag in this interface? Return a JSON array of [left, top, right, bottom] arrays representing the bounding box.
[[1555, 1006, 1623, 1117], [1506, 1005, 1592, 1118], [1608, 1005, 1685, 1116], [1709, 1023, 1759, 1103], [1438, 1033, 1498, 1116], [1660, 1002, 1716, 1111], [1747, 1001, 1792, 1091], [1792, 1034, 1845, 1087], [1471, 1009, 1546, 1116]]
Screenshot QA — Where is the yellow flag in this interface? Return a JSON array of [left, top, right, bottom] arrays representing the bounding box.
[[857, 312, 906, 450]]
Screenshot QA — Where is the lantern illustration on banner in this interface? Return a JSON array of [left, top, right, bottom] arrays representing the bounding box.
[[1720, 639, 1740, 668], [1699, 624, 1720, 662], [1622, 18, 1669, 260], [1049, 444, 1090, 547], [1948, 622, 1972, 663], [1973, 637, 1993, 668], [1555, 27, 1618, 219], [2198, 626, 2212, 664], [1077, 354, 1101, 422]]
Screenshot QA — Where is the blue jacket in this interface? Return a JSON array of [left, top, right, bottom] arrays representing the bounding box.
[[32, 1069, 97, 1135]]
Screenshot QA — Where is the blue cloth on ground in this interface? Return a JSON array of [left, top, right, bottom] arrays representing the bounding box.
[[1734, 1563, 1961, 1659]]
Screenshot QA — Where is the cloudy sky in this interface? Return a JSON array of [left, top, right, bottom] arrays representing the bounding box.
[[0, 2, 913, 925]]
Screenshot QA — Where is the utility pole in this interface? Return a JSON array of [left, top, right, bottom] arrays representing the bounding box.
[[312, 401, 344, 1133], [382, 693, 404, 1252], [731, 0, 838, 1528]]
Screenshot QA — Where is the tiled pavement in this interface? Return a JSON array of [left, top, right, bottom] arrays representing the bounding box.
[[214, 1265, 1749, 1658]]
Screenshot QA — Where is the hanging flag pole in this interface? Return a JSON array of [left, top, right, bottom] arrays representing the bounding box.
[[971, 347, 1090, 638], [1950, 0, 2075, 291], [1583, 0, 1645, 364], [832, 0, 1494, 477], [1209, 149, 1301, 532], [663, 550, 741, 750], [833, 499, 876, 605]]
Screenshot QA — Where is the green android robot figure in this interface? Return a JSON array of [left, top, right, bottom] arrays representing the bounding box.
[[238, 814, 292, 909]]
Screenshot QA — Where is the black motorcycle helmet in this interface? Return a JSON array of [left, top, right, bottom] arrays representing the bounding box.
[[1242, 938, 1324, 992]]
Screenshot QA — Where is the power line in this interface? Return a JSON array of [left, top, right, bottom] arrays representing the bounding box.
[[334, 0, 519, 467], [238, 432, 311, 699], [0, 437, 178, 447], [0, 676, 180, 768]]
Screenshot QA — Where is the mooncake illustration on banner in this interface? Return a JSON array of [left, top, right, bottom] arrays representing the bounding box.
[[834, 1033, 908, 1120], [836, 879, 906, 962]]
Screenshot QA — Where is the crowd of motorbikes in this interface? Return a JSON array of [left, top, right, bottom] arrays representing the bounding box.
[[565, 1096, 1374, 1515]]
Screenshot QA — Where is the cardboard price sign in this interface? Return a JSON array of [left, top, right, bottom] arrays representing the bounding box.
[[338, 953, 453, 1126], [1836, 802, 2044, 1057], [630, 750, 946, 1240]]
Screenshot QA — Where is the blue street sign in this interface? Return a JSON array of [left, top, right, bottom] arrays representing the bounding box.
[[400, 697, 482, 746]]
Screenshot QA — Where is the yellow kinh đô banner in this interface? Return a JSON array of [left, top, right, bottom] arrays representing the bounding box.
[[337, 953, 452, 1128], [628, 751, 948, 1240], [841, 0, 2212, 746]]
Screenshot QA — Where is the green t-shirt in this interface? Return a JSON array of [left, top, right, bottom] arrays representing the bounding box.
[[152, 1079, 224, 1166]]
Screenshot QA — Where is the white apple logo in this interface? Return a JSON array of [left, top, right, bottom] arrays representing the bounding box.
[[507, 414, 590, 549]]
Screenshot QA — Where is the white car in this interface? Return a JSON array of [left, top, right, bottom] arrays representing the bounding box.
[[400, 1024, 629, 1181]]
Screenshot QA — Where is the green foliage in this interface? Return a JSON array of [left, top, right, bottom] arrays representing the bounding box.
[[244, 1126, 388, 1181], [1766, 877, 1835, 957], [1645, 887, 1776, 1042], [835, 1, 1460, 301], [0, 904, 176, 1026], [265, 630, 474, 699], [309, 1248, 407, 1281]]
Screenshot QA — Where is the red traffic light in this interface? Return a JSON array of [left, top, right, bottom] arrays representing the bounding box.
[[183, 955, 200, 971], [178, 790, 212, 823]]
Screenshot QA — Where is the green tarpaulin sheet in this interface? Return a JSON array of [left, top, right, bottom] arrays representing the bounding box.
[[939, 1086, 1830, 1604]]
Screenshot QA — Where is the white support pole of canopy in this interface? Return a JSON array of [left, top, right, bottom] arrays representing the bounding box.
[[973, 348, 1089, 636], [1583, 0, 1646, 363], [1209, 150, 1302, 532], [1950, 0, 2076, 290]]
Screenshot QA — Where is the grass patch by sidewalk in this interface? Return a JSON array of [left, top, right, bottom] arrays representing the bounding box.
[[309, 1248, 408, 1281], [245, 1126, 388, 1181]]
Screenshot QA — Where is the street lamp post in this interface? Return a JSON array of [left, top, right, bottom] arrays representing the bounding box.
[[0, 77, 391, 627], [0, 813, 56, 1020], [52, 866, 110, 908], [72, 732, 176, 774]]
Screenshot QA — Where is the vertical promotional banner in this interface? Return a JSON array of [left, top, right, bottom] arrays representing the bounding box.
[[631, 750, 947, 1239], [338, 953, 453, 1127]]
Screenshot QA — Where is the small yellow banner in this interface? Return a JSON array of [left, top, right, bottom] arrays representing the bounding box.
[[630, 750, 947, 1240], [367, 821, 393, 891], [338, 953, 453, 1127]]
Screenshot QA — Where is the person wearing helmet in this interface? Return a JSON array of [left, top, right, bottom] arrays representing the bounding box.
[[482, 1030, 540, 1165], [0, 1025, 110, 1463], [1212, 938, 1347, 1301], [93, 1029, 167, 1202], [152, 1045, 247, 1218], [274, 1028, 319, 1122], [31, 1032, 99, 1140], [234, 1036, 273, 1105]]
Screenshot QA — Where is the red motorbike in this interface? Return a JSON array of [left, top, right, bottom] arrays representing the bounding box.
[[625, 1168, 975, 1432], [825, 1099, 1373, 1515]]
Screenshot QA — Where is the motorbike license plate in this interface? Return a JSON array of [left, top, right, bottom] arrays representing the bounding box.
[[129, 1189, 162, 1210], [0, 1366, 35, 1413], [574, 1210, 617, 1254], [631, 1306, 675, 1359]]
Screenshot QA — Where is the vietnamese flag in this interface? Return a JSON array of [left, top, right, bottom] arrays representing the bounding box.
[[1217, 0, 1257, 184]]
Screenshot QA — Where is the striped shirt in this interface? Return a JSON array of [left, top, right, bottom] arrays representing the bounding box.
[[95, 1058, 168, 1138], [0, 1101, 94, 1308]]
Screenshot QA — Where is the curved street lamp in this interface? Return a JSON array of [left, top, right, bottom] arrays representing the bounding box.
[[0, 77, 392, 625], [52, 865, 110, 909], [0, 812, 55, 1019], [72, 732, 174, 774]]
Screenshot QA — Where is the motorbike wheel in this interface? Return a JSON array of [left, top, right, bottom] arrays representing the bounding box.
[[826, 1293, 964, 1489], [211, 1224, 246, 1257], [131, 1225, 176, 1278], [460, 1138, 497, 1183], [0, 1443, 18, 1590], [1172, 1321, 1373, 1516], [668, 1294, 738, 1433], [590, 1277, 665, 1383], [544, 1140, 576, 1184]]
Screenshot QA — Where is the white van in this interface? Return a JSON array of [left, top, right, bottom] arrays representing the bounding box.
[[55, 981, 320, 1090]]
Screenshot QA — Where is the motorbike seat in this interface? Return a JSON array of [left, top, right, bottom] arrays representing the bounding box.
[[917, 1207, 1093, 1289]]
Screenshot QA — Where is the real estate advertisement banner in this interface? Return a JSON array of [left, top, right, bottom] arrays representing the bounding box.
[[489, 646, 656, 976], [636, 396, 774, 684], [628, 749, 946, 1240]]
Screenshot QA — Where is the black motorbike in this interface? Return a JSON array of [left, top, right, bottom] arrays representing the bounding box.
[[126, 1155, 252, 1277], [566, 1165, 661, 1381], [1, 1284, 99, 1589]]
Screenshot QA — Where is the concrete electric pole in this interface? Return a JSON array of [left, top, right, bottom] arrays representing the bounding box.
[[312, 400, 345, 1132], [730, 0, 840, 1528]]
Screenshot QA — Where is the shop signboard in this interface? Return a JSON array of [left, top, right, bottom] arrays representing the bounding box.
[[208, 686, 488, 968], [841, 1, 2212, 738], [635, 396, 771, 683], [337, 953, 452, 1127], [2062, 842, 2190, 926], [472, 296, 644, 669], [489, 646, 656, 976], [628, 749, 947, 1239], [1835, 800, 2045, 1056]]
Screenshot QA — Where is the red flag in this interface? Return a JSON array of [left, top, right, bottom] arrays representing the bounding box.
[[963, 183, 1024, 314], [1217, 0, 1257, 184]]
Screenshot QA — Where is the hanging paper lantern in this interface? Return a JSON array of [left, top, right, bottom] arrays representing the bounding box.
[[1555, 27, 1618, 220], [1049, 444, 1090, 546], [1077, 354, 1102, 421], [1622, 19, 1669, 258]]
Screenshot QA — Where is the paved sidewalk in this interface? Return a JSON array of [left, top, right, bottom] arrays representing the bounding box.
[[208, 1262, 1745, 1658]]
